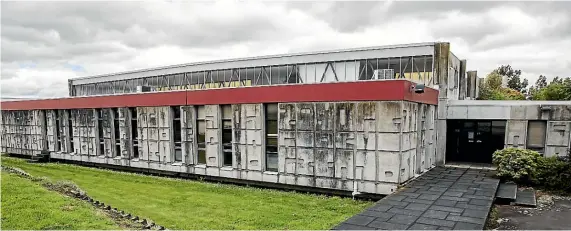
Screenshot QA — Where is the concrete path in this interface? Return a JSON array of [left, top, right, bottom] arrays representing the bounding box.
[[333, 167, 499, 230]]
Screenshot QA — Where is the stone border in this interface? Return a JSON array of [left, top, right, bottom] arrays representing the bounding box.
[[1, 165, 167, 230]]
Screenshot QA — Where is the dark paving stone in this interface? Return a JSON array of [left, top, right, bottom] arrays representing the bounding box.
[[405, 203, 431, 211], [388, 207, 424, 216], [331, 167, 497, 230], [384, 200, 410, 208], [443, 191, 464, 197], [462, 209, 489, 218], [429, 187, 448, 192], [463, 194, 493, 200], [496, 183, 517, 200], [388, 214, 418, 226], [404, 198, 434, 205], [430, 205, 464, 213], [409, 223, 439, 230], [401, 187, 418, 193], [440, 196, 470, 202], [418, 194, 441, 201], [454, 202, 488, 211], [385, 194, 408, 201], [469, 198, 492, 206], [453, 221, 483, 230], [400, 192, 421, 199], [368, 204, 393, 212], [434, 199, 457, 207], [515, 188, 537, 207], [360, 210, 394, 220], [416, 217, 456, 227], [446, 215, 486, 224], [332, 223, 376, 230], [343, 215, 376, 226], [367, 220, 409, 230], [421, 209, 449, 219]]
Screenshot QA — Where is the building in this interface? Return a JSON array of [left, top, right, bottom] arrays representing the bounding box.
[[2, 42, 569, 196]]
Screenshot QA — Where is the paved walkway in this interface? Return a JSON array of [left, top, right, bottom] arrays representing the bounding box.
[[333, 167, 500, 230]]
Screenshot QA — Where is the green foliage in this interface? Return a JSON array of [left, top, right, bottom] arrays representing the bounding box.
[[492, 148, 541, 183], [529, 76, 571, 101], [478, 70, 525, 100], [496, 65, 528, 93], [535, 156, 571, 192], [493, 147, 571, 192], [486, 71, 503, 90]]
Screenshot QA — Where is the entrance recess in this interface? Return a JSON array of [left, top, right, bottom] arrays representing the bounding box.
[[447, 120, 506, 163]]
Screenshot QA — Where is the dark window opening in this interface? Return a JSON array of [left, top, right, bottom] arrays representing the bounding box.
[[112, 108, 121, 157], [222, 105, 233, 166], [130, 107, 139, 159], [67, 110, 75, 153], [265, 104, 278, 172], [55, 111, 61, 152], [172, 106, 182, 162], [97, 109, 105, 156], [197, 106, 206, 164]]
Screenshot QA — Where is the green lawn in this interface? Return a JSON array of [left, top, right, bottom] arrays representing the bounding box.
[[1, 171, 120, 230], [1, 157, 371, 230]]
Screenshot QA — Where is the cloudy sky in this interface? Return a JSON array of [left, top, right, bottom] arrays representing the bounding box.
[[1, 1, 570, 98]]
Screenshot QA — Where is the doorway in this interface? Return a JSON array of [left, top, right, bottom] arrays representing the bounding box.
[[446, 120, 506, 163]]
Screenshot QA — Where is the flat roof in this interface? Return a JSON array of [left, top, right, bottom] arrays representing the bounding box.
[[69, 42, 439, 85]]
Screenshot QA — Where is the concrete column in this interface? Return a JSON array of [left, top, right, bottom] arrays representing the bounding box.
[[459, 60, 467, 100], [181, 106, 196, 165], [467, 71, 477, 99], [434, 42, 450, 166]]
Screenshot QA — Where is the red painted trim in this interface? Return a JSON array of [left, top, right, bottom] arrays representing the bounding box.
[[403, 81, 439, 105], [1, 80, 438, 110], [1, 91, 187, 110]]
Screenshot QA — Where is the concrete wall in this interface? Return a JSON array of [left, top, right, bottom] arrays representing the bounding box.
[[1, 100, 436, 195], [447, 100, 571, 158], [1, 110, 46, 155]]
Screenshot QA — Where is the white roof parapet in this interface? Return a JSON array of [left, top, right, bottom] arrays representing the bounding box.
[[69, 42, 437, 85], [448, 100, 571, 106]]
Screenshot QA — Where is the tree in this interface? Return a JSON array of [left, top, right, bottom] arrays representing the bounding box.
[[496, 65, 528, 93], [531, 77, 571, 100], [478, 71, 525, 100], [486, 71, 503, 90]]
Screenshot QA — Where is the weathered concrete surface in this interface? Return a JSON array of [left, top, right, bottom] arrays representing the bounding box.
[[2, 101, 437, 195], [1, 110, 46, 156], [333, 167, 499, 230]]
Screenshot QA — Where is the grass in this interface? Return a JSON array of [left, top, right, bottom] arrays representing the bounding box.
[[1, 157, 372, 230], [1, 171, 120, 230]]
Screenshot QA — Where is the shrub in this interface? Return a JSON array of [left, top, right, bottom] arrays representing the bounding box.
[[535, 156, 571, 192], [492, 148, 541, 183]]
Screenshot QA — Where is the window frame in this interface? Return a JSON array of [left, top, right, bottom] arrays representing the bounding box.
[[264, 103, 279, 172]]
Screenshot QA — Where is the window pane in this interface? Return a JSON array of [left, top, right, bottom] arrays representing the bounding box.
[[174, 149, 182, 162], [527, 121, 546, 148], [198, 121, 206, 135], [223, 120, 232, 129], [222, 105, 233, 119], [222, 130, 232, 144], [266, 153, 278, 172], [223, 151, 232, 166], [266, 120, 278, 135], [266, 104, 278, 120], [198, 149, 206, 164], [267, 137, 278, 146]]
